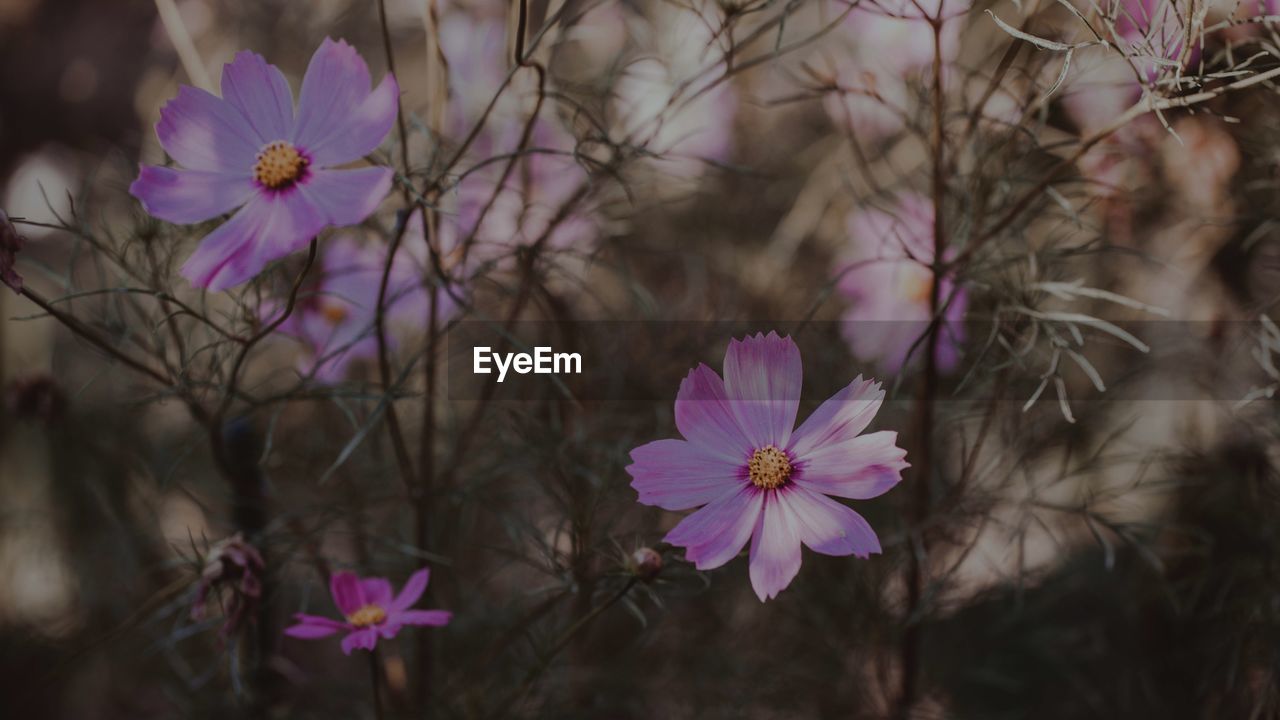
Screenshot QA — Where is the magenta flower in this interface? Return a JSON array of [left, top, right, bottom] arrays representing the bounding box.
[[627, 332, 909, 601], [284, 568, 450, 655], [837, 192, 967, 374], [0, 209, 23, 294], [269, 212, 460, 383], [130, 39, 399, 292]]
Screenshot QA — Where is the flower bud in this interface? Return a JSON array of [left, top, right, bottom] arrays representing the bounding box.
[[630, 547, 662, 581]]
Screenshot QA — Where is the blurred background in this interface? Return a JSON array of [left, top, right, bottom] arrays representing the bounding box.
[[4, 0, 1280, 717]]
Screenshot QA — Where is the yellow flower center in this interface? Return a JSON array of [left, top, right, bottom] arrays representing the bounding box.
[[346, 604, 387, 628], [900, 266, 934, 305], [748, 445, 792, 490], [253, 140, 308, 189], [321, 303, 349, 325]]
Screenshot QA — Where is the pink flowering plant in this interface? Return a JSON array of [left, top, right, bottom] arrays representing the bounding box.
[[628, 332, 908, 600], [6, 0, 1280, 718], [284, 568, 450, 655]]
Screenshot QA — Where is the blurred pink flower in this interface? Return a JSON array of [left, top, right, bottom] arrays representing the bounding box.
[[627, 332, 908, 601], [823, 0, 970, 139], [284, 568, 451, 655], [439, 15, 597, 265], [130, 39, 398, 291], [270, 211, 460, 383], [611, 2, 737, 176], [0, 209, 23, 294], [191, 533, 265, 639], [837, 192, 967, 374]]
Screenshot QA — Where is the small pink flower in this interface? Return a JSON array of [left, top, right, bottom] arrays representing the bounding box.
[[0, 209, 24, 294], [284, 568, 450, 655], [837, 193, 967, 374], [627, 332, 909, 601], [130, 39, 399, 291]]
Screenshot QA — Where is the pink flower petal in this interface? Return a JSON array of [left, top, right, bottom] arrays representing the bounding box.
[[129, 166, 253, 224], [156, 85, 260, 172], [787, 376, 884, 459], [665, 484, 764, 570], [340, 627, 379, 655], [674, 364, 754, 460], [179, 187, 327, 291], [389, 568, 431, 612], [293, 38, 399, 167], [628, 438, 746, 511], [793, 430, 908, 499], [296, 167, 393, 226], [220, 50, 295, 143], [284, 614, 348, 638], [359, 578, 393, 607], [396, 610, 452, 627], [748, 491, 803, 601], [721, 332, 801, 450], [329, 571, 365, 616], [779, 486, 881, 557]]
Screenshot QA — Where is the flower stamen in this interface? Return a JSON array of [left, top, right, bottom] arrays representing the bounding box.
[[748, 445, 792, 490], [253, 141, 308, 189], [345, 604, 387, 628], [321, 303, 349, 325]]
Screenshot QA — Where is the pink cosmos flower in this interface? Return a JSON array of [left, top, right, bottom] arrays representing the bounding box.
[[284, 568, 450, 655], [0, 209, 23, 294], [837, 192, 967, 374], [611, 1, 737, 177], [130, 39, 399, 292], [438, 15, 597, 266], [823, 0, 970, 140], [627, 332, 909, 601], [269, 211, 460, 383]]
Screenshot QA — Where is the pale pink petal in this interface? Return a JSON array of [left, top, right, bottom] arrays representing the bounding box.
[[329, 571, 365, 615], [389, 568, 431, 612], [296, 167, 393, 226], [674, 364, 754, 460], [748, 491, 803, 601], [220, 51, 295, 143], [155, 85, 260, 172], [787, 376, 885, 458], [396, 610, 452, 627], [180, 187, 327, 291], [129, 166, 254, 224], [793, 431, 908, 500], [340, 628, 379, 655], [628, 438, 747, 511], [293, 38, 399, 166], [779, 485, 881, 557], [359, 578, 393, 607], [665, 484, 764, 570], [284, 614, 349, 638], [721, 332, 802, 449]]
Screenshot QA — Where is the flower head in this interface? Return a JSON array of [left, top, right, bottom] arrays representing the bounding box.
[[191, 533, 265, 639], [837, 192, 967, 374], [284, 567, 450, 655], [130, 39, 399, 292], [821, 0, 969, 140], [269, 212, 460, 383], [627, 332, 909, 601], [0, 209, 24, 294]]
